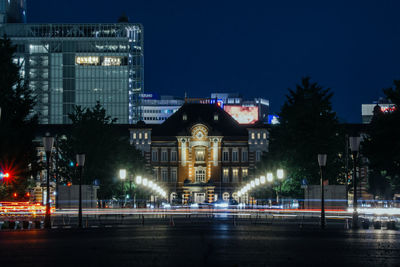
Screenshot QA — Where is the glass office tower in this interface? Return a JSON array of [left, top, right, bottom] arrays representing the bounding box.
[[0, 0, 27, 23], [0, 23, 144, 124]]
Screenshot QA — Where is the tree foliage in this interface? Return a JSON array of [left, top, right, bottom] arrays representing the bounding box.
[[363, 80, 400, 197], [57, 102, 147, 201], [0, 37, 39, 200], [258, 77, 344, 197]]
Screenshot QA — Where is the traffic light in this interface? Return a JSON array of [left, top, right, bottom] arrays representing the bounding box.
[[0, 172, 10, 180]]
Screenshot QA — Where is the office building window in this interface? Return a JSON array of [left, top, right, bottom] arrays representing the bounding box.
[[171, 151, 177, 161], [161, 168, 168, 182], [232, 150, 238, 162], [161, 150, 168, 162], [223, 151, 229, 162], [152, 150, 158, 162], [223, 168, 229, 183]]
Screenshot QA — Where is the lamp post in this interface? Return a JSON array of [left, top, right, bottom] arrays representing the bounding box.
[[276, 169, 284, 205], [349, 136, 361, 229], [318, 154, 327, 229], [119, 169, 127, 207], [76, 154, 85, 229], [267, 172, 273, 207], [43, 136, 54, 229]]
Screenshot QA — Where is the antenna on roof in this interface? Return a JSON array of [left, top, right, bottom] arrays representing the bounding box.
[[184, 92, 187, 103]]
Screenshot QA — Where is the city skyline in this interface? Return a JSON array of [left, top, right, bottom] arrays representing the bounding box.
[[28, 0, 400, 123]]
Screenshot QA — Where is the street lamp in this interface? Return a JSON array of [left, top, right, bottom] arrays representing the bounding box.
[[267, 172, 273, 183], [136, 175, 142, 185], [119, 169, 127, 207], [349, 136, 361, 229], [76, 154, 85, 229], [318, 154, 327, 229], [43, 136, 54, 229], [276, 169, 285, 205]]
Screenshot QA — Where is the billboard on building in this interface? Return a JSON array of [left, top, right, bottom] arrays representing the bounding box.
[[224, 105, 259, 124]]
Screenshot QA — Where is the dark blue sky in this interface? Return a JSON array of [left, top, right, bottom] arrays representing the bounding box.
[[29, 0, 400, 122]]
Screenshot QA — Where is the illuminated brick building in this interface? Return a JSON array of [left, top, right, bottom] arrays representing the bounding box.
[[130, 103, 269, 204]]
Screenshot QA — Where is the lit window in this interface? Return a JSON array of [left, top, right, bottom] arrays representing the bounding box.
[[133, 132, 136, 139], [242, 168, 248, 177], [251, 133, 255, 139], [232, 169, 239, 183], [242, 150, 248, 162], [223, 168, 229, 183], [144, 133, 148, 139], [152, 150, 158, 162], [195, 149, 205, 161], [161, 151, 168, 162], [183, 114, 187, 121], [171, 151, 177, 161], [214, 114, 219, 121], [232, 150, 238, 162], [223, 151, 229, 162], [139, 133, 142, 139], [263, 132, 267, 139], [257, 132, 261, 139], [195, 169, 206, 183], [161, 169, 168, 182]]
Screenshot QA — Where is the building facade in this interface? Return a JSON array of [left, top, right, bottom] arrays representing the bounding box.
[[140, 93, 184, 124], [0, 0, 26, 24], [130, 103, 269, 204], [0, 23, 144, 124]]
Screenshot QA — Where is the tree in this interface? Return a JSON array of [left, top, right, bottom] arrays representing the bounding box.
[[259, 77, 344, 197], [0, 36, 39, 200], [57, 102, 147, 203], [363, 80, 400, 197]]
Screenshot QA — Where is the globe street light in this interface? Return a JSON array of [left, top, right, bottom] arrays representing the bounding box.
[[318, 154, 327, 229], [43, 136, 54, 229], [276, 169, 285, 205], [349, 136, 361, 229], [119, 169, 127, 207], [267, 172, 273, 183], [76, 153, 85, 229], [136, 175, 142, 185]]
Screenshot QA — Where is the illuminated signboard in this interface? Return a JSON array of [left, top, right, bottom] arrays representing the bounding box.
[[268, 115, 280, 124], [224, 105, 259, 124], [381, 106, 397, 113]]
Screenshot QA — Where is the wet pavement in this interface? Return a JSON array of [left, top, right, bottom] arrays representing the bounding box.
[[0, 218, 399, 267]]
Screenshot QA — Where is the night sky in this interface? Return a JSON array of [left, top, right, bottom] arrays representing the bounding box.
[[29, 0, 400, 123]]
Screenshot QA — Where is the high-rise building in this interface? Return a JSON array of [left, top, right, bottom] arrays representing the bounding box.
[[0, 23, 144, 124], [0, 0, 26, 24]]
